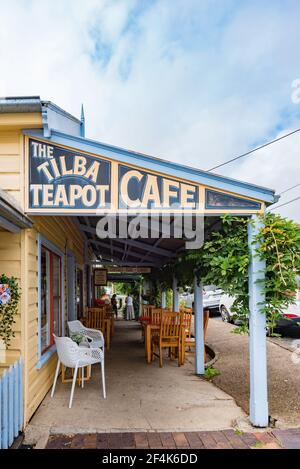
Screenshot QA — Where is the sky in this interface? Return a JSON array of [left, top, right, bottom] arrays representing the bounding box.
[[0, 0, 299, 221]]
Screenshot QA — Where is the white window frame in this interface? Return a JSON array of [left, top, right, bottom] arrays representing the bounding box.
[[37, 234, 65, 369]]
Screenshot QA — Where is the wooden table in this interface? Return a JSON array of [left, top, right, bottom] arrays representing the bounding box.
[[61, 364, 91, 384], [145, 323, 160, 364], [145, 324, 191, 365]]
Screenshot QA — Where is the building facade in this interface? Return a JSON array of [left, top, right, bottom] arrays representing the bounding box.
[[0, 96, 276, 431]]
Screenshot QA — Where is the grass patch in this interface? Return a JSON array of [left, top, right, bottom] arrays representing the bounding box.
[[204, 366, 220, 379]]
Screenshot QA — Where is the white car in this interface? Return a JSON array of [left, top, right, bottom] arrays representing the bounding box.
[[219, 290, 300, 335], [219, 294, 235, 323], [203, 285, 223, 310], [180, 285, 223, 311]]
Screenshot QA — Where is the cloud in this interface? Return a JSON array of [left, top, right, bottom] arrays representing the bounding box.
[[0, 0, 299, 220]]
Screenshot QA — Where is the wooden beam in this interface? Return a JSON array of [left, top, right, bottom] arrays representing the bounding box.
[[87, 239, 159, 262], [79, 223, 175, 257]]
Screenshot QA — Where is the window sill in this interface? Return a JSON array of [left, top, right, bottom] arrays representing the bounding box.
[[36, 344, 56, 369]]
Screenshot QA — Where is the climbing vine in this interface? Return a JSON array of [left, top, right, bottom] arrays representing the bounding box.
[[173, 213, 300, 334], [0, 274, 21, 346], [254, 213, 300, 334]]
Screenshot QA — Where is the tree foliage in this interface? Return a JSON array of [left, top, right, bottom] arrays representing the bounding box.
[[152, 213, 300, 334]]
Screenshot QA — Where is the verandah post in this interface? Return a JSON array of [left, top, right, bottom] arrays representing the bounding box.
[[172, 276, 179, 312], [161, 291, 166, 308], [248, 215, 268, 427], [194, 274, 205, 375]]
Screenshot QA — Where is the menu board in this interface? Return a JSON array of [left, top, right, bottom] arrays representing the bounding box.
[[94, 269, 107, 286]]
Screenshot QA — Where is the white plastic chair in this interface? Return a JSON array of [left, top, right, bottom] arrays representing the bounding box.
[[68, 320, 105, 351], [51, 335, 106, 408]]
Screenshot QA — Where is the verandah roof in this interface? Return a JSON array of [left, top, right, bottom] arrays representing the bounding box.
[[23, 126, 277, 268]]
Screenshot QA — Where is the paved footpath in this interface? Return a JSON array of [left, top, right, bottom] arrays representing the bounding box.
[[45, 429, 300, 449]]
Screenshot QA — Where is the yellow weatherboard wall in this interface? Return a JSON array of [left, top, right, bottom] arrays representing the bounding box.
[[0, 118, 86, 424], [22, 217, 85, 422]]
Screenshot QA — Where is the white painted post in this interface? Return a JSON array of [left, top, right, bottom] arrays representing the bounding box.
[[172, 276, 179, 312], [87, 265, 92, 307], [161, 291, 166, 308], [67, 251, 76, 320], [139, 282, 142, 318], [194, 275, 205, 375], [248, 215, 268, 427]]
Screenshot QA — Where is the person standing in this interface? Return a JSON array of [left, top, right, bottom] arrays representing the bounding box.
[[111, 294, 118, 319], [126, 294, 134, 320]]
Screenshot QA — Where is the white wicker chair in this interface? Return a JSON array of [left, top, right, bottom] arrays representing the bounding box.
[[68, 320, 105, 351], [51, 335, 106, 408]]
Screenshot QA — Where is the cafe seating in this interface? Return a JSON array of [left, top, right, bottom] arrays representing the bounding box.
[[82, 307, 112, 350], [68, 320, 105, 351], [151, 311, 183, 368], [51, 335, 106, 408], [181, 309, 210, 364]]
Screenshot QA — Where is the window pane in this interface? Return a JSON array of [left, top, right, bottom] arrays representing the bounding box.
[[53, 254, 61, 336], [41, 247, 51, 353], [205, 189, 261, 209]]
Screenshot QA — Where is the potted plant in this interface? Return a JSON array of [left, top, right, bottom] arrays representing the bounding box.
[[70, 333, 85, 345], [0, 274, 21, 354]]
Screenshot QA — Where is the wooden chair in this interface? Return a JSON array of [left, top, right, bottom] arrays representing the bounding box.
[[151, 311, 183, 368], [182, 308, 193, 338], [150, 308, 163, 325], [140, 305, 155, 340], [181, 309, 210, 364], [85, 308, 111, 350], [141, 305, 155, 320], [86, 307, 105, 330]]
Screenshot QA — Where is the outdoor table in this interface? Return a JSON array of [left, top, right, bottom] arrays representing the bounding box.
[[145, 323, 191, 365], [145, 323, 160, 364]]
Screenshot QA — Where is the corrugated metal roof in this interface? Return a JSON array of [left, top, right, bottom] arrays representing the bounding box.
[[0, 96, 41, 113]]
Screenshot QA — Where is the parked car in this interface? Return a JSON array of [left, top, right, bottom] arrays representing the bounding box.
[[219, 289, 300, 336], [203, 285, 223, 311], [180, 289, 194, 308], [180, 285, 223, 312], [219, 294, 235, 323]]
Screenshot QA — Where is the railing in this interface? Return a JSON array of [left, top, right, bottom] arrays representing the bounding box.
[[0, 359, 23, 449]]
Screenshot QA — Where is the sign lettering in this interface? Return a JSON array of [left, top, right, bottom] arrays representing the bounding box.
[[27, 139, 199, 213]]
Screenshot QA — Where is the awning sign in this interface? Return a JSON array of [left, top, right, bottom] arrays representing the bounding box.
[[26, 138, 199, 214], [28, 139, 111, 211], [26, 137, 262, 215]]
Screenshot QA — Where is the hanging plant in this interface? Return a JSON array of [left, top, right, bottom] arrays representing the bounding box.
[[0, 274, 21, 346]]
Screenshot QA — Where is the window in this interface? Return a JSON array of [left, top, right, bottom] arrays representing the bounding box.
[[38, 236, 64, 365], [205, 189, 261, 210]]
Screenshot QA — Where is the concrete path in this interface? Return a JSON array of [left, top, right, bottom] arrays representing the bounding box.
[[25, 320, 247, 447], [206, 319, 300, 428]]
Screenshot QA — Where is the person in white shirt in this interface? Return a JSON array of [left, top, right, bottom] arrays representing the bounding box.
[[126, 294, 134, 320]]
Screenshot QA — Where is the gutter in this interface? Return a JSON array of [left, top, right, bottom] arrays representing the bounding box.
[[0, 189, 33, 232], [0, 96, 41, 113]]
